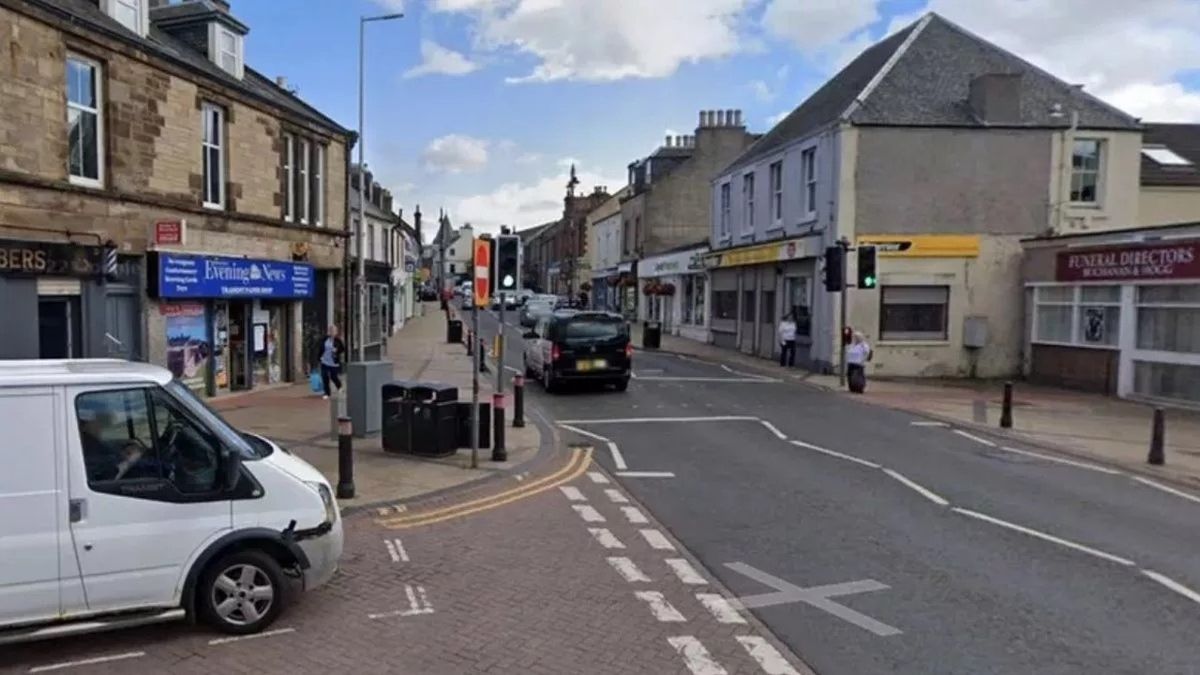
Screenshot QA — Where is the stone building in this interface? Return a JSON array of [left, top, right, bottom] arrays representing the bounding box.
[[0, 0, 352, 395]]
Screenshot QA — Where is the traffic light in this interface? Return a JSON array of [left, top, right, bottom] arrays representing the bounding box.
[[496, 235, 520, 292], [857, 246, 878, 289], [823, 246, 844, 292]]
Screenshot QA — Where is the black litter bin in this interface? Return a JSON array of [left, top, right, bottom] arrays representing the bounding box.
[[455, 401, 491, 449], [643, 321, 662, 349], [447, 319, 463, 344], [381, 381, 418, 454], [409, 383, 459, 457]]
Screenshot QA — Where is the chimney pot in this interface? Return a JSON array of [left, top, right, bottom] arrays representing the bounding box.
[[734, 110, 743, 126], [675, 135, 683, 147], [664, 135, 672, 148], [716, 110, 726, 126], [698, 110, 706, 127], [275, 76, 287, 89], [705, 110, 714, 127], [724, 109, 734, 126]]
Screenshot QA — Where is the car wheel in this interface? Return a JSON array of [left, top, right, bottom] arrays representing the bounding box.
[[614, 378, 629, 392], [199, 550, 287, 635]]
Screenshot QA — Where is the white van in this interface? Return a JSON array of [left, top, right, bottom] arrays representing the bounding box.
[[0, 360, 343, 644]]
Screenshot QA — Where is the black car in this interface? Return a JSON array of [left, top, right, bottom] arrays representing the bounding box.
[[522, 311, 631, 392]]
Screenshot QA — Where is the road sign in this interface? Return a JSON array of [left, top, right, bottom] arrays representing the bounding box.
[[473, 238, 491, 307]]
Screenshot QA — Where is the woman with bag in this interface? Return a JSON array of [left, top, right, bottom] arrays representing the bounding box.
[[845, 331, 872, 394], [314, 324, 347, 399]]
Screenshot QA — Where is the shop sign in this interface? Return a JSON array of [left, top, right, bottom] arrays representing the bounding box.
[[0, 238, 101, 277], [149, 252, 314, 299], [641, 248, 709, 278], [1056, 240, 1200, 282], [855, 234, 980, 258], [153, 220, 186, 246], [706, 237, 818, 269]]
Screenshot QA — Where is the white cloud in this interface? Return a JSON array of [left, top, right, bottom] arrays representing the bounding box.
[[431, 0, 753, 83], [749, 79, 775, 102], [762, 0, 879, 53], [421, 134, 490, 173], [515, 152, 543, 165], [404, 40, 479, 79], [1104, 82, 1200, 123], [766, 110, 789, 126], [449, 165, 624, 232]]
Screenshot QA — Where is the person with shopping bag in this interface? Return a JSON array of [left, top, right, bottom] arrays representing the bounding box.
[[313, 324, 347, 399], [846, 331, 872, 393], [777, 313, 797, 368]]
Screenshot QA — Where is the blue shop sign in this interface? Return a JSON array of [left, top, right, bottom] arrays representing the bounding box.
[[151, 252, 314, 299]]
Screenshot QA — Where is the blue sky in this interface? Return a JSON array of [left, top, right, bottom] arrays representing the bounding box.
[[231, 0, 1200, 238]]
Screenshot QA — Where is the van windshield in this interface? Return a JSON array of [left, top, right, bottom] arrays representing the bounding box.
[[166, 380, 267, 459]]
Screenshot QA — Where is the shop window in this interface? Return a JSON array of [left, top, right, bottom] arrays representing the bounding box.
[[692, 275, 706, 325], [742, 290, 756, 322], [367, 284, 387, 346], [1137, 284, 1200, 354], [761, 291, 776, 324], [1134, 361, 1200, 402], [880, 286, 949, 341], [713, 291, 737, 321], [785, 277, 810, 337], [1033, 284, 1120, 347]]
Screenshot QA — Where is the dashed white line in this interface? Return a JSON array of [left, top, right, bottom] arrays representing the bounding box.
[[952, 507, 1135, 566], [606, 441, 628, 470], [997, 446, 1121, 474], [882, 469, 949, 506], [668, 636, 729, 675], [1141, 570, 1200, 606], [736, 636, 801, 675], [696, 593, 747, 624], [573, 504, 606, 523], [759, 420, 787, 440], [384, 538, 409, 563], [587, 471, 610, 484], [29, 652, 146, 673], [1132, 476, 1200, 505], [665, 558, 708, 585], [607, 556, 652, 583], [617, 471, 676, 478], [208, 627, 297, 645], [910, 420, 949, 427], [953, 429, 997, 447], [621, 506, 650, 524], [640, 528, 676, 551], [635, 591, 687, 622], [558, 416, 759, 425], [604, 488, 630, 504], [588, 527, 626, 549], [559, 485, 587, 502], [789, 440, 881, 469]]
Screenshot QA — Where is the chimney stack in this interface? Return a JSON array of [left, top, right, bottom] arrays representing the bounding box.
[[664, 135, 672, 148], [716, 110, 726, 126]]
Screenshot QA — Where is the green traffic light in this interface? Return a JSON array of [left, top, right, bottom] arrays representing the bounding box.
[[864, 276, 876, 288]]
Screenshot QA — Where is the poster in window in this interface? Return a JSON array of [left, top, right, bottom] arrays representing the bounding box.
[[1084, 307, 1106, 342], [162, 302, 210, 391], [253, 322, 268, 353]]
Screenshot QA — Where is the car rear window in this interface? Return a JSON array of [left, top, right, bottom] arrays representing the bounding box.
[[561, 318, 626, 341]]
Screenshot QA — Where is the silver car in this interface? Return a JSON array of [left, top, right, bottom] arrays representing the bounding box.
[[520, 299, 555, 327]]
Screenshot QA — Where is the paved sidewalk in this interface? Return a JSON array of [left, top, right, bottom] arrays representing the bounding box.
[[212, 303, 541, 511], [631, 324, 1200, 489]]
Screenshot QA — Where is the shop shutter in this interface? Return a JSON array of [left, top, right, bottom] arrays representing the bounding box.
[[36, 277, 82, 296]]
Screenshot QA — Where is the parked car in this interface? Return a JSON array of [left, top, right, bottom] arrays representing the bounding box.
[[490, 291, 520, 311], [519, 298, 555, 327], [516, 289, 535, 306], [522, 311, 631, 393], [0, 360, 342, 644]]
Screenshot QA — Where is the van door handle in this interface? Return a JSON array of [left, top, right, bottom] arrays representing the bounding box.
[[69, 498, 86, 523]]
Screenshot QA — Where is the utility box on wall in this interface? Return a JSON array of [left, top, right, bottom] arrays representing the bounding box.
[[963, 315, 989, 349]]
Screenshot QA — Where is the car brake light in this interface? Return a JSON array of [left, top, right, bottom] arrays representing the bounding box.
[[551, 343, 562, 362], [625, 342, 633, 359]]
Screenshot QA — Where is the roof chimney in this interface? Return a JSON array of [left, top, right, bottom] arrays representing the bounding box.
[[733, 110, 743, 127], [716, 110, 726, 126], [275, 76, 287, 89], [674, 135, 684, 147], [968, 73, 1022, 125], [664, 135, 672, 148]]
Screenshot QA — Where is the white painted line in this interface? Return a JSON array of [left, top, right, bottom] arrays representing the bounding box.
[[587, 471, 610, 484], [1141, 570, 1200, 605], [617, 471, 676, 478], [621, 506, 650, 524], [998, 446, 1121, 475], [953, 429, 997, 447], [368, 584, 434, 619], [607, 556, 651, 583], [736, 636, 801, 675], [789, 440, 881, 469], [952, 507, 1136, 566], [573, 504, 606, 523], [759, 420, 787, 440], [910, 421, 949, 427], [559, 485, 587, 502], [384, 538, 409, 563], [634, 376, 778, 383], [635, 591, 687, 622], [208, 627, 297, 645], [558, 424, 613, 443], [720, 364, 734, 372], [666, 558, 708, 585], [882, 469, 949, 506], [604, 488, 629, 504], [1132, 476, 1200, 505], [559, 416, 760, 425], [29, 653, 146, 673], [668, 636, 729, 675], [641, 528, 676, 551], [606, 441, 628, 470], [588, 527, 625, 549], [696, 593, 747, 624]]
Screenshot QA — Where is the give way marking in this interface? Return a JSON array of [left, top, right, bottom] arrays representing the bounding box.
[[725, 562, 901, 637]]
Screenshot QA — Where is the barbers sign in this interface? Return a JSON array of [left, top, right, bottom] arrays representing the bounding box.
[[1056, 241, 1200, 282]]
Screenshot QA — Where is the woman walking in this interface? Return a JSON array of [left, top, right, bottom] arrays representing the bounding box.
[[846, 331, 872, 393], [317, 324, 347, 399]]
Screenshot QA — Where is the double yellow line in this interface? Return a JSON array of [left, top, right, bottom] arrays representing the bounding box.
[[377, 447, 593, 529]]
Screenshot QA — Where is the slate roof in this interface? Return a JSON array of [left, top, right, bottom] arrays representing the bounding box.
[[36, 0, 350, 135], [726, 12, 1141, 173], [1141, 124, 1200, 187]]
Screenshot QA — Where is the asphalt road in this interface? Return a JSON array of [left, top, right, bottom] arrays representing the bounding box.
[[474, 308, 1200, 675]]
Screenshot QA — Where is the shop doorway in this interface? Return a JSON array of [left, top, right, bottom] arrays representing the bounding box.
[[228, 301, 249, 391], [38, 297, 82, 359]]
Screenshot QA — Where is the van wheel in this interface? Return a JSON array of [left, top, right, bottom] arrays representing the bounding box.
[[199, 550, 287, 635], [614, 378, 629, 392]]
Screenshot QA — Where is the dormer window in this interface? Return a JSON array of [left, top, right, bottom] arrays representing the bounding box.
[[208, 23, 244, 79], [105, 0, 148, 37]]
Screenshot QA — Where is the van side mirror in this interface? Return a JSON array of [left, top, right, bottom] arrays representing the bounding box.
[[222, 448, 242, 492]]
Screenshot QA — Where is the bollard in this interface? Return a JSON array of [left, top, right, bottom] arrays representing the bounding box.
[[999, 381, 1013, 429], [337, 416, 355, 499], [492, 393, 507, 461], [478, 337, 489, 373], [466, 329, 474, 355], [1148, 407, 1165, 466], [512, 374, 526, 428]]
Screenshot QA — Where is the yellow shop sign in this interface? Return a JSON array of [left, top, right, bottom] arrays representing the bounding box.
[[855, 234, 980, 258]]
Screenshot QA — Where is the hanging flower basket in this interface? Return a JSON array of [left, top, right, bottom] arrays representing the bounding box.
[[607, 276, 621, 287], [659, 282, 676, 296], [620, 276, 636, 288], [643, 281, 656, 295]]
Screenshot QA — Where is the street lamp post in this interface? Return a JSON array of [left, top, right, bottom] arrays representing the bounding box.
[[356, 11, 403, 361]]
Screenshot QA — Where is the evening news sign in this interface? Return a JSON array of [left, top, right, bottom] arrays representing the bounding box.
[[1056, 241, 1200, 282], [151, 252, 314, 299]]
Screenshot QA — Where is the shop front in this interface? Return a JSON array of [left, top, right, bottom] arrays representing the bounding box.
[[365, 260, 392, 360], [146, 252, 314, 396], [637, 245, 709, 343]]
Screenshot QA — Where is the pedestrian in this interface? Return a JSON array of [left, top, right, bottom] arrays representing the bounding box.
[[846, 331, 872, 393], [777, 312, 797, 367], [316, 324, 347, 400]]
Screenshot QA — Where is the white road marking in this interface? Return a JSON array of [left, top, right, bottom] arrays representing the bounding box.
[[208, 627, 297, 645], [558, 423, 613, 443], [696, 593, 747, 624], [736, 636, 801, 675], [666, 558, 708, 585], [640, 528, 676, 551], [588, 527, 626, 549], [375, 504, 407, 516], [384, 538, 409, 563], [607, 556, 652, 583], [789, 440, 881, 469], [573, 504, 606, 522], [617, 471, 676, 478], [998, 446, 1121, 474], [953, 429, 997, 447], [558, 424, 627, 469], [368, 584, 434, 619], [720, 364, 734, 373], [635, 591, 687, 622], [29, 652, 146, 673], [910, 421, 949, 427], [633, 376, 778, 383], [759, 420, 787, 440], [587, 471, 610, 484], [668, 636, 729, 675], [1141, 570, 1200, 605], [951, 507, 1135, 566], [1132, 476, 1200, 505], [559, 485, 587, 502], [725, 562, 901, 637], [882, 469, 949, 506], [558, 416, 760, 425], [604, 488, 629, 504], [621, 506, 650, 524]]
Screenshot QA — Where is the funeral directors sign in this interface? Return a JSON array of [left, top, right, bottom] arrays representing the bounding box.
[[1056, 240, 1200, 282]]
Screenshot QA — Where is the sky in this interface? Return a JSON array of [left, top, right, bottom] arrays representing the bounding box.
[[231, 0, 1200, 239]]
